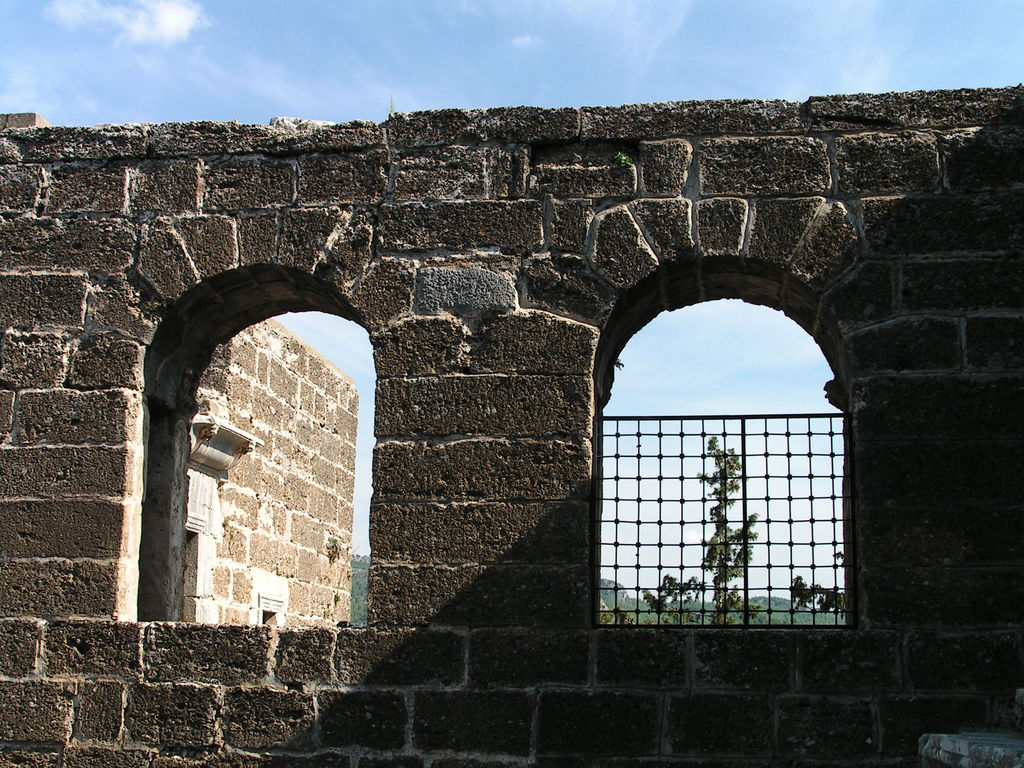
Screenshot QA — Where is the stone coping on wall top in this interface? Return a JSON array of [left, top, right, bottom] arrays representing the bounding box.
[[920, 731, 1024, 767], [1, 85, 1021, 161]]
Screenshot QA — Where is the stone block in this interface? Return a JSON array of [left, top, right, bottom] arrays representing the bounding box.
[[334, 627, 463, 685], [1, 389, 12, 437], [349, 258, 415, 329], [63, 748, 150, 768], [0, 560, 118, 618], [942, 127, 1024, 190], [697, 198, 746, 257], [667, 692, 772, 755], [14, 389, 139, 445], [0, 164, 40, 210], [143, 624, 270, 684], [370, 500, 587, 565], [908, 631, 1022, 691], [864, 191, 1024, 255], [631, 198, 694, 261], [521, 252, 617, 324], [529, 144, 637, 199], [550, 199, 592, 252], [175, 215, 238, 277], [76, 680, 125, 742], [0, 620, 38, 677], [789, 201, 858, 288], [581, 99, 804, 140], [369, 563, 588, 628], [902, 258, 1024, 311], [693, 632, 793, 691], [388, 106, 579, 146], [595, 629, 688, 687], [395, 146, 518, 201], [318, 690, 407, 749], [0, 681, 73, 742], [376, 375, 590, 438], [806, 87, 1024, 130], [45, 163, 126, 213], [297, 149, 388, 204], [799, 631, 901, 693], [204, 156, 294, 210], [0, 216, 135, 272], [0, 499, 127, 559], [373, 438, 590, 501], [700, 137, 830, 195], [0, 750, 59, 768], [237, 213, 278, 264], [129, 159, 200, 212], [378, 200, 543, 252], [472, 312, 598, 375], [878, 696, 986, 756], [746, 196, 822, 270], [12, 124, 147, 162], [44, 619, 140, 677], [592, 206, 658, 288], [776, 696, 876, 758], [223, 687, 315, 750], [359, 759, 421, 768], [372, 317, 465, 378], [836, 131, 939, 194], [967, 316, 1024, 370], [125, 683, 218, 747], [0, 273, 88, 330], [849, 317, 960, 373], [149, 119, 384, 157], [136, 221, 199, 300], [823, 261, 895, 331], [0, 445, 130, 497], [470, 629, 588, 687], [413, 691, 534, 755], [537, 691, 659, 756], [415, 265, 517, 316], [639, 139, 691, 196], [0, 332, 67, 388]]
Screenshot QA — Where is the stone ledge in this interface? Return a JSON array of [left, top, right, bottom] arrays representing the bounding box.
[[920, 731, 1024, 768]]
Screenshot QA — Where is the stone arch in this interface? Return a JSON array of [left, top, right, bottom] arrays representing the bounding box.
[[137, 263, 369, 621]]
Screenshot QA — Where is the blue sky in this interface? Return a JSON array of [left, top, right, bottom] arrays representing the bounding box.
[[3, 0, 1021, 553]]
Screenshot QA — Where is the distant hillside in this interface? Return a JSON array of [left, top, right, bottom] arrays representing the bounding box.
[[350, 554, 369, 627]]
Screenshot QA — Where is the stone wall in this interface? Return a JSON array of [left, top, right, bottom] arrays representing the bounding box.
[[188, 319, 355, 627], [1, 88, 1023, 766]]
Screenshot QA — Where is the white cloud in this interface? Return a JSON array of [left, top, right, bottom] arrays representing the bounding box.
[[511, 34, 543, 48], [46, 0, 208, 45]]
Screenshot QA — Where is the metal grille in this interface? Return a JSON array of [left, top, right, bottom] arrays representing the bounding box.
[[597, 413, 850, 627]]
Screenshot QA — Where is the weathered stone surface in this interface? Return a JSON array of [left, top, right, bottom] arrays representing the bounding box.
[[373, 316, 464, 378], [129, 159, 200, 212], [849, 317, 960, 373], [204, 157, 293, 210], [902, 258, 1024, 311], [371, 500, 587, 565], [373, 438, 590, 500], [415, 266, 517, 315], [143, 624, 270, 684], [278, 207, 347, 273], [318, 690, 407, 749], [369, 563, 588, 628], [537, 691, 659, 756], [807, 86, 1024, 130], [582, 99, 804, 139], [0, 620, 39, 677], [413, 691, 534, 754], [908, 631, 1022, 692], [0, 273, 88, 330], [800, 631, 901, 693], [631, 198, 694, 261], [879, 696, 987, 756], [0, 750, 60, 768], [824, 261, 894, 331], [966, 316, 1024, 370], [0, 560, 118, 617], [550, 199, 592, 252], [237, 213, 278, 264], [942, 127, 1024, 190], [68, 334, 146, 390], [701, 137, 830, 195], [149, 119, 384, 157], [473, 312, 598, 375], [746, 197, 821, 267], [379, 200, 543, 252], [470, 629, 588, 686], [595, 629, 688, 687], [693, 632, 792, 691], [395, 146, 519, 201], [836, 131, 939, 194], [334, 627, 463, 685], [777, 696, 876, 758], [0, 681, 73, 741], [520, 252, 616, 324], [0, 445, 130, 497], [530, 144, 637, 199], [0, 332, 67, 388], [639, 139, 691, 196], [349, 257, 414, 328], [592, 206, 658, 288], [697, 198, 746, 257], [45, 163, 126, 213], [0, 500, 125, 559], [125, 683, 218, 747], [137, 221, 199, 300], [376, 375, 590, 437], [789, 201, 858, 287], [297, 150, 388, 204], [274, 627, 335, 684], [76, 680, 125, 741], [44, 620, 140, 677], [0, 216, 135, 272], [9, 124, 148, 162], [668, 693, 772, 755], [223, 688, 315, 750], [388, 106, 579, 147], [14, 389, 138, 445], [864, 191, 1024, 255], [175, 215, 238, 277], [63, 748, 150, 768], [0, 164, 40, 210]]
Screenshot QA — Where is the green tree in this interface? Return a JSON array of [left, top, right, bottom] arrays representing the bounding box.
[[791, 574, 846, 618]]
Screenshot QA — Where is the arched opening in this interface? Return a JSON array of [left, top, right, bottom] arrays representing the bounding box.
[[594, 263, 852, 627], [137, 265, 372, 625]]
